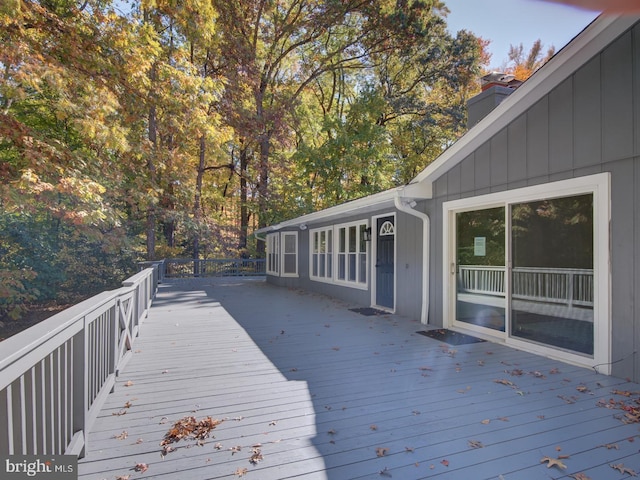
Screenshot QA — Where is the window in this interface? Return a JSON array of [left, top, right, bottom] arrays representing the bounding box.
[[266, 233, 279, 276], [336, 221, 369, 287], [310, 227, 332, 281], [281, 232, 298, 277], [310, 221, 369, 288], [267, 232, 299, 277]]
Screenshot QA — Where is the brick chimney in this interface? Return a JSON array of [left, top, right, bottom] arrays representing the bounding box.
[[466, 72, 523, 128]]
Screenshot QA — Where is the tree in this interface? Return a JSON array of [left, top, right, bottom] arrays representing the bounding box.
[[505, 39, 555, 80], [213, 0, 484, 250], [0, 0, 157, 315]]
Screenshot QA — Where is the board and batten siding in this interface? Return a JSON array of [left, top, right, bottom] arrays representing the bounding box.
[[429, 24, 640, 382]]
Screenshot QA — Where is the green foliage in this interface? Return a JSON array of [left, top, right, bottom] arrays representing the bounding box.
[[0, 0, 487, 318]]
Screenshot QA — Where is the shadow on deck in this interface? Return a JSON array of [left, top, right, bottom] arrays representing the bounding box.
[[78, 278, 640, 480]]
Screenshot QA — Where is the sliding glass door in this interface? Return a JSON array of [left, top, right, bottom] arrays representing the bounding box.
[[447, 174, 608, 368]]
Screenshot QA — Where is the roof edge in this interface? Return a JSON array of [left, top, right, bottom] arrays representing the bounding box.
[[412, 13, 639, 186]]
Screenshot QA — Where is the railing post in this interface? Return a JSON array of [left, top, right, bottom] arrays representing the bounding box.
[[568, 272, 574, 308], [71, 325, 87, 458]]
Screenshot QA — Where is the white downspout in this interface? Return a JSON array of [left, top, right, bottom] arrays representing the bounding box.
[[394, 191, 430, 325]]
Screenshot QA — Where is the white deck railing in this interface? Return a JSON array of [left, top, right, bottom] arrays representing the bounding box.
[[458, 265, 594, 308], [162, 258, 266, 278], [0, 265, 159, 458]]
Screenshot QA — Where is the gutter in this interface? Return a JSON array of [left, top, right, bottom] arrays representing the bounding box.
[[394, 189, 430, 325]]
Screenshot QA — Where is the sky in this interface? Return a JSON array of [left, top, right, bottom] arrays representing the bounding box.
[[443, 0, 600, 69]]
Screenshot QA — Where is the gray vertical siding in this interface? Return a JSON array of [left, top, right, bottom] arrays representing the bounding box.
[[395, 211, 423, 320], [429, 23, 640, 381]]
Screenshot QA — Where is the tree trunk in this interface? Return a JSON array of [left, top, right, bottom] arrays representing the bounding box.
[[256, 133, 270, 257], [238, 145, 249, 252], [146, 64, 158, 261], [193, 134, 206, 275]]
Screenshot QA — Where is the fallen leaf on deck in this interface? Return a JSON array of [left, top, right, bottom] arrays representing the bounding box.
[[494, 379, 516, 388], [481, 419, 490, 425], [576, 385, 589, 393], [114, 431, 128, 440], [441, 459, 449, 467], [569, 473, 591, 480], [610, 463, 637, 475], [404, 447, 414, 452], [133, 463, 148, 473], [161, 445, 174, 457], [112, 410, 127, 416], [468, 440, 483, 449], [332, 346, 340, 351], [235, 467, 248, 477], [161, 416, 223, 446], [558, 395, 577, 404], [507, 369, 524, 376], [497, 417, 509, 422], [540, 456, 567, 470], [135, 438, 143, 444], [124, 401, 133, 408], [328, 429, 337, 435], [370, 425, 378, 431], [116, 476, 130, 480], [379, 467, 392, 477], [600, 443, 619, 449], [376, 447, 389, 457], [124, 381, 134, 387], [612, 389, 633, 397], [214, 443, 222, 450], [269, 420, 277, 426], [530, 370, 546, 378], [230, 446, 242, 454], [249, 447, 263, 464], [549, 367, 560, 374]]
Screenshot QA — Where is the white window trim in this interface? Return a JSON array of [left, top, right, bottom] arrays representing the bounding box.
[[442, 173, 611, 374], [309, 220, 370, 290], [309, 226, 334, 284], [280, 231, 299, 278], [266, 233, 279, 276], [334, 220, 369, 290]]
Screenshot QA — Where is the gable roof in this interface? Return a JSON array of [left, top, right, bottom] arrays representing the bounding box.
[[258, 13, 639, 234]]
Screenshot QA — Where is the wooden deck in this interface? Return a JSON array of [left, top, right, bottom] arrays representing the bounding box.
[[78, 278, 640, 479]]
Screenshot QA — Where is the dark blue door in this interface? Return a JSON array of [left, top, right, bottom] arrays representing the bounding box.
[[376, 216, 395, 309]]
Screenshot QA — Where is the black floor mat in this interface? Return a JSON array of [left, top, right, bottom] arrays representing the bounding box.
[[349, 307, 389, 316], [416, 329, 486, 345]]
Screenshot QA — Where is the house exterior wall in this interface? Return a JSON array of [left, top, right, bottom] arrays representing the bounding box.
[[428, 24, 640, 381], [266, 209, 425, 319]]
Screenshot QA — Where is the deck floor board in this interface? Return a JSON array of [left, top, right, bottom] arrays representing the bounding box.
[[78, 278, 640, 479]]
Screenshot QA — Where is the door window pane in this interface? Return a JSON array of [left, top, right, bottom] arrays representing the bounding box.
[[455, 207, 506, 331], [511, 194, 594, 355]]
